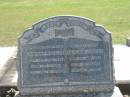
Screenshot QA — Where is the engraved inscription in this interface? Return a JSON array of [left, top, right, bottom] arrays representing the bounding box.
[[55, 28, 74, 37], [29, 93, 97, 97], [22, 38, 106, 85]]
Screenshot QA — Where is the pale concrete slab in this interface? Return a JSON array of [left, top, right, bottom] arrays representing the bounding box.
[[12, 72, 17, 83], [0, 47, 17, 86], [114, 45, 130, 84], [0, 47, 17, 67], [111, 86, 123, 97]]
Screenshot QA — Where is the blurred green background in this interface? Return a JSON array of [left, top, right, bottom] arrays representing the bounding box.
[[0, 0, 130, 46]]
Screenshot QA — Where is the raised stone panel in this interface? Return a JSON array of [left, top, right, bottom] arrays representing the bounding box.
[[17, 16, 114, 95]]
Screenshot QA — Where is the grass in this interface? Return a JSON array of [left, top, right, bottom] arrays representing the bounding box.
[[0, 0, 130, 46]]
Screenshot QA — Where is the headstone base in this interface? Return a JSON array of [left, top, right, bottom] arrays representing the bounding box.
[[15, 87, 123, 97]]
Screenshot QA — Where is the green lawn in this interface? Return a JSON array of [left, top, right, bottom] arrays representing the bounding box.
[[0, 0, 130, 46]]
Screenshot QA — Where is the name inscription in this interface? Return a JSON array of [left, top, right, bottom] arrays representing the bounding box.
[[22, 38, 106, 84]]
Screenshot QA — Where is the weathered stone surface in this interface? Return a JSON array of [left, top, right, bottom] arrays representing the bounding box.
[[126, 37, 130, 46], [17, 16, 114, 95], [15, 87, 123, 97]]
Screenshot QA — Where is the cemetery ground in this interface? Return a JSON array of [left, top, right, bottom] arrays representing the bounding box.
[[0, 0, 130, 46]]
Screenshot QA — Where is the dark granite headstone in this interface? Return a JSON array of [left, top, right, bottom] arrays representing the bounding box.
[[127, 37, 130, 46], [16, 16, 115, 97]]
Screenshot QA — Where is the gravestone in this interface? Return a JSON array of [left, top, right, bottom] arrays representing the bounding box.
[[16, 16, 121, 97], [127, 37, 130, 46]]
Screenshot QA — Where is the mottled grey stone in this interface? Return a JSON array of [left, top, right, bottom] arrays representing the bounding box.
[[15, 87, 123, 97], [126, 37, 130, 46], [17, 16, 114, 95]]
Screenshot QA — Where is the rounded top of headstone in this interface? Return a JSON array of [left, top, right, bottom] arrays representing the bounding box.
[[19, 16, 111, 45]]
